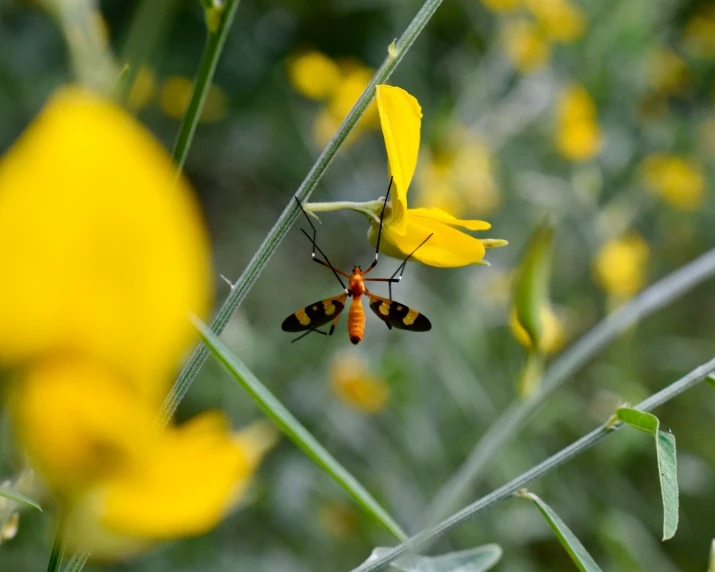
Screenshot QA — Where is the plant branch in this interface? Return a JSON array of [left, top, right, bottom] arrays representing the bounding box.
[[424, 245, 715, 523], [172, 0, 242, 171], [354, 355, 715, 571], [160, 0, 445, 424]]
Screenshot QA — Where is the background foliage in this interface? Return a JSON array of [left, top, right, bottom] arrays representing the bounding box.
[[1, 0, 715, 570]]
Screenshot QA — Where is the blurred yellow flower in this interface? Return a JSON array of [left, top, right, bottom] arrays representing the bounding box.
[[0, 88, 273, 558], [555, 84, 603, 161], [368, 85, 505, 267], [417, 131, 501, 218], [525, 0, 586, 43], [312, 59, 379, 148], [287, 51, 379, 147], [330, 352, 390, 414], [160, 76, 227, 122], [319, 500, 359, 541], [646, 48, 691, 96], [641, 153, 705, 211], [127, 67, 157, 112], [510, 305, 566, 355], [683, 6, 715, 59], [288, 51, 341, 100], [593, 233, 649, 299], [501, 19, 551, 73], [481, 0, 521, 13]]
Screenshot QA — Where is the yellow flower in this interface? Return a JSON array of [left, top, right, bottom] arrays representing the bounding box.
[[330, 352, 390, 414], [555, 84, 603, 161], [683, 6, 715, 59], [0, 88, 273, 558], [481, 0, 521, 13], [501, 19, 551, 73], [288, 51, 341, 100], [593, 233, 649, 299], [160, 76, 227, 122], [127, 67, 157, 112], [525, 0, 586, 43], [646, 48, 691, 96], [368, 85, 504, 267], [311, 59, 379, 147], [640, 153, 705, 211], [510, 306, 566, 355]]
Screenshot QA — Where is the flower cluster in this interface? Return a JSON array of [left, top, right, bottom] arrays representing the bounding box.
[[0, 88, 273, 559], [287, 51, 379, 146], [486, 0, 586, 73]]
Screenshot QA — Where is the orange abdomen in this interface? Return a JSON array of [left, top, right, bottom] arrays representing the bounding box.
[[348, 296, 365, 345]]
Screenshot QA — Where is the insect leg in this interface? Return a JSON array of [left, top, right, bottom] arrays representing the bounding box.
[[291, 328, 329, 343], [386, 232, 434, 299], [293, 197, 348, 289], [362, 177, 393, 276]]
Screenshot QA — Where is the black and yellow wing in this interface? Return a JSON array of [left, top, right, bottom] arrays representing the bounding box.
[[281, 293, 348, 332], [366, 293, 431, 332]]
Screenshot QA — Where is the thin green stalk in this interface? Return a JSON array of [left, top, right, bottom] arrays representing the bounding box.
[[160, 0, 445, 424], [172, 0, 242, 171], [62, 552, 89, 572], [193, 317, 408, 541], [354, 355, 715, 572], [46, 517, 66, 572], [424, 245, 715, 524], [114, 0, 177, 105]]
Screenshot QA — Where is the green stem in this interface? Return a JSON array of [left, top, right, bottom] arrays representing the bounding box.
[[61, 551, 90, 572], [424, 245, 715, 523], [306, 200, 386, 222], [160, 0, 445, 424], [46, 516, 66, 572], [193, 317, 408, 541], [171, 0, 242, 171], [354, 355, 715, 571]]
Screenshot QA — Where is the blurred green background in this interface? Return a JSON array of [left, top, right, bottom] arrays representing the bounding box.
[[2, 0, 715, 570]]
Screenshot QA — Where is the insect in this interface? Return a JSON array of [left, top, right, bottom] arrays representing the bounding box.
[[282, 179, 432, 344]]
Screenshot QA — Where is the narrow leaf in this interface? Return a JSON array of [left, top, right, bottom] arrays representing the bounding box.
[[0, 486, 42, 511], [706, 374, 715, 390], [513, 222, 554, 348], [193, 317, 407, 541], [519, 491, 603, 572], [616, 408, 659, 433], [368, 544, 502, 572], [615, 408, 679, 540], [709, 539, 715, 572], [656, 430, 678, 540]]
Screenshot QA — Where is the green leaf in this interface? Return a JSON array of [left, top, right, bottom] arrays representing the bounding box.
[[706, 374, 715, 390], [615, 408, 659, 433], [518, 491, 603, 572], [513, 222, 554, 349], [369, 544, 502, 571], [193, 317, 407, 541], [656, 430, 678, 540], [616, 408, 679, 540], [709, 539, 715, 572], [0, 486, 41, 511]]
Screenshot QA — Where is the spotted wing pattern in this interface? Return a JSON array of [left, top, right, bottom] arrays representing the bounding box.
[[367, 292, 431, 332], [281, 293, 348, 332]]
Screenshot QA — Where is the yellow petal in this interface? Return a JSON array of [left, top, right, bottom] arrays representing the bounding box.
[[10, 357, 159, 495], [376, 85, 422, 234], [0, 87, 211, 404], [99, 415, 275, 539], [408, 207, 492, 231], [370, 213, 486, 267]]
